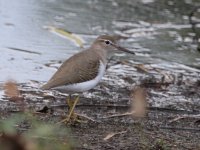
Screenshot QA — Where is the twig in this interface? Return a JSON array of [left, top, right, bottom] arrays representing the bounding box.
[[103, 130, 127, 141], [160, 126, 200, 132], [169, 114, 200, 123], [51, 103, 130, 109], [101, 111, 135, 119], [75, 113, 97, 122], [148, 107, 199, 114], [7, 47, 41, 55]]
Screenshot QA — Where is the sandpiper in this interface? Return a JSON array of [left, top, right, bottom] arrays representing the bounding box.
[[41, 35, 135, 123]]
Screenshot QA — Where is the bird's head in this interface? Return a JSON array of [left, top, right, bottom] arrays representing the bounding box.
[[91, 35, 135, 55]]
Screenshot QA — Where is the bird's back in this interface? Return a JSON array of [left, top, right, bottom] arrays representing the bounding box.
[[41, 49, 104, 90]]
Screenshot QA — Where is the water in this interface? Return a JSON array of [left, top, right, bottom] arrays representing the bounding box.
[[0, 0, 200, 83]]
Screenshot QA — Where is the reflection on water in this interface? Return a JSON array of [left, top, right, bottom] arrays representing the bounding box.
[[0, 0, 200, 82]]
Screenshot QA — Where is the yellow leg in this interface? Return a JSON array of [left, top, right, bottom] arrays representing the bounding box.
[[57, 95, 79, 124], [66, 95, 79, 122]]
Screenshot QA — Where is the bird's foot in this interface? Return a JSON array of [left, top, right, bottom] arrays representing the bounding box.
[[56, 95, 96, 124], [56, 96, 88, 124]]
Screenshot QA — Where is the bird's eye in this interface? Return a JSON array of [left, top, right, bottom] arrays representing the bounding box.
[[105, 40, 110, 45]]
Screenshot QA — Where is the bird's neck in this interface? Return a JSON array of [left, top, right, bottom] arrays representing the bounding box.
[[89, 45, 108, 65]]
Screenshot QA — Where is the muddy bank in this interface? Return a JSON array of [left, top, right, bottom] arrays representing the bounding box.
[[1, 59, 200, 149]]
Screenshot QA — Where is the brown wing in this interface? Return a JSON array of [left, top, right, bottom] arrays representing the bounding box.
[[41, 50, 100, 90]]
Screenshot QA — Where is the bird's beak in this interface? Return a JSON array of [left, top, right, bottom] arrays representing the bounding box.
[[112, 43, 135, 55]]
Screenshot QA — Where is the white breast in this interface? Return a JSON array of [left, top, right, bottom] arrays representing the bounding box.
[[53, 61, 106, 93]]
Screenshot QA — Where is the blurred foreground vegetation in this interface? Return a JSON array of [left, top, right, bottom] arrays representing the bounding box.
[[0, 113, 73, 150]]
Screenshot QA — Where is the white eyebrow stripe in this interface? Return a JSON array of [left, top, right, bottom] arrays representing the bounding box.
[[99, 39, 113, 44]]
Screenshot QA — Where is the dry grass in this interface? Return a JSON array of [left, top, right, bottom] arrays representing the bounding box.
[[3, 80, 20, 98], [131, 87, 147, 118]]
